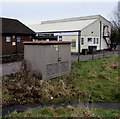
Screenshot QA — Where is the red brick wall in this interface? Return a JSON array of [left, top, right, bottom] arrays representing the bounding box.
[[2, 35, 32, 55], [16, 36, 32, 53]]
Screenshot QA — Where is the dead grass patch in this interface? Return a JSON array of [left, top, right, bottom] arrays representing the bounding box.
[[2, 56, 119, 107]]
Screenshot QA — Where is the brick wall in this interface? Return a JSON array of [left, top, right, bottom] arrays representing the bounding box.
[[2, 35, 32, 55]]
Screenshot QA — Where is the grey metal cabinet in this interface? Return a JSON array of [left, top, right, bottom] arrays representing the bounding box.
[[24, 41, 71, 80]]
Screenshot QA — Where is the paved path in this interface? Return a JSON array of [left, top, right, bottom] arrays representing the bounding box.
[[0, 51, 118, 76], [0, 62, 21, 76], [2, 102, 120, 116], [71, 51, 118, 62]]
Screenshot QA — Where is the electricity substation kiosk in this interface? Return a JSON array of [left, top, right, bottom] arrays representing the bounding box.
[[24, 41, 71, 80]]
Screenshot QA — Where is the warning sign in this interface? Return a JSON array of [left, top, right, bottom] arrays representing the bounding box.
[[54, 45, 58, 51], [71, 39, 76, 49]]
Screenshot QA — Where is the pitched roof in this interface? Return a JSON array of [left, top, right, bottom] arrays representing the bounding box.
[[41, 15, 100, 24], [0, 17, 35, 34], [30, 19, 97, 33], [29, 15, 111, 33]]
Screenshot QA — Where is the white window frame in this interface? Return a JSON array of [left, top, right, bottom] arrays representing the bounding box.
[[6, 36, 11, 43], [16, 36, 21, 43]]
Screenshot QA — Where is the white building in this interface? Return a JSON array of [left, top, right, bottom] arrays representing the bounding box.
[[30, 15, 112, 54]]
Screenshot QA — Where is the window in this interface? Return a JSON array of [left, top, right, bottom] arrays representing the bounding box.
[[81, 38, 84, 45], [93, 38, 96, 44], [59, 36, 62, 41], [88, 38, 92, 42], [96, 38, 99, 44], [6, 36, 11, 43], [16, 36, 21, 43]]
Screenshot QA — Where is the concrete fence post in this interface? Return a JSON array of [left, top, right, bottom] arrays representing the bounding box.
[[92, 50, 94, 59], [113, 49, 114, 55], [103, 49, 105, 57]]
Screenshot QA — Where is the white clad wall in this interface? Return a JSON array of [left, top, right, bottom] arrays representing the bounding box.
[[80, 36, 100, 51], [62, 35, 78, 53], [81, 20, 100, 51], [81, 17, 112, 51], [54, 32, 78, 53], [81, 20, 100, 37]]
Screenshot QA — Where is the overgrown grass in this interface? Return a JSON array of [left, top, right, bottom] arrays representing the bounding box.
[[91, 108, 120, 118], [6, 106, 120, 118], [2, 55, 120, 107], [71, 55, 120, 102]]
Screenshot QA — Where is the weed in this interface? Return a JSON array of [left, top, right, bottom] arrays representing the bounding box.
[[2, 56, 120, 107], [5, 105, 120, 118]]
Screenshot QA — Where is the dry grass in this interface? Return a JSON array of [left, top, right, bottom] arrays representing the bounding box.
[[2, 56, 120, 107], [6, 106, 120, 118], [7, 106, 95, 117]]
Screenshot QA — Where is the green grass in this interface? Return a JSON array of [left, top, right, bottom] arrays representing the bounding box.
[[2, 55, 120, 107], [91, 108, 120, 117], [6, 106, 120, 118], [70, 56, 120, 102]]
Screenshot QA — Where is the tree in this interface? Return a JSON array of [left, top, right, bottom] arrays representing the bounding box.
[[110, 1, 120, 49]]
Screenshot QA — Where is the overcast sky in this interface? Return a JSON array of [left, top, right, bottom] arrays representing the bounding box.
[[0, 2, 118, 26]]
